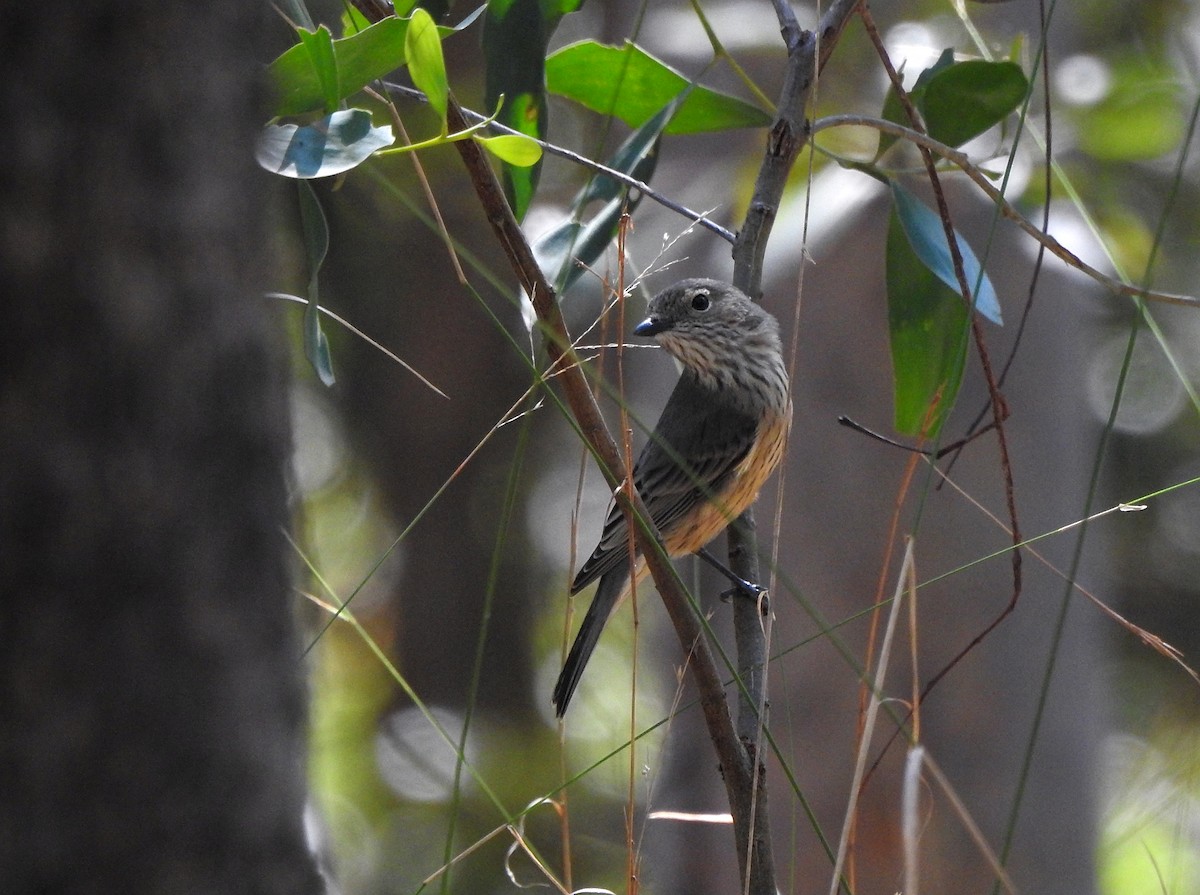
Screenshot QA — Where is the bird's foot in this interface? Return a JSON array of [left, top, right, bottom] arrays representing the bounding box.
[[719, 579, 768, 613]]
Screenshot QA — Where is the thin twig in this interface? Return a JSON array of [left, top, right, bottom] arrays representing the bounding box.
[[265, 292, 447, 397], [724, 4, 863, 895], [859, 1, 1023, 720], [366, 84, 467, 283], [381, 80, 737, 243], [441, 88, 759, 869], [812, 115, 1200, 310]]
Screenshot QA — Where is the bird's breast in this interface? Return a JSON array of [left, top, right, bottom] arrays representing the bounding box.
[[662, 403, 791, 556]]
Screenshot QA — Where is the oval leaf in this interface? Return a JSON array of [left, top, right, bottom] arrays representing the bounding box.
[[920, 59, 1028, 148], [877, 49, 955, 159], [886, 206, 969, 437], [406, 7, 448, 127], [546, 40, 771, 134], [475, 133, 543, 166], [890, 182, 1002, 324], [257, 109, 394, 179]]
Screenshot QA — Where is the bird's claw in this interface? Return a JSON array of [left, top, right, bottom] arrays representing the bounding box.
[[720, 580, 768, 613]]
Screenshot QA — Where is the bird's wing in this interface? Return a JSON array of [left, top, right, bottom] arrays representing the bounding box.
[[571, 374, 758, 592]]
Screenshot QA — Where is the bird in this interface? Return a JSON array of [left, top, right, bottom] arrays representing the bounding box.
[[553, 278, 791, 716]]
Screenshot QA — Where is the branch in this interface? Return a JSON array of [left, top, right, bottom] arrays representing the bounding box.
[[724, 3, 863, 895], [442, 92, 756, 849], [382, 80, 736, 244], [812, 114, 1200, 310], [733, 0, 862, 295]]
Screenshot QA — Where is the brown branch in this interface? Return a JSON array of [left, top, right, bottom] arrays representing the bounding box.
[[342, 0, 757, 880], [443, 92, 761, 858]]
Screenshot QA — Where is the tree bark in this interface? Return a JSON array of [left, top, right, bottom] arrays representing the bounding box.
[[0, 5, 322, 893]]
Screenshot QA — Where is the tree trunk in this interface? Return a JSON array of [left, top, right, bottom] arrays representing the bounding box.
[[0, 6, 322, 893]]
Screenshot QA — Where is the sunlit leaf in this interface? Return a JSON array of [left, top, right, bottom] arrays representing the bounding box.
[[271, 18, 409, 117], [546, 41, 771, 134], [475, 133, 542, 166], [340, 5, 372, 36], [886, 205, 969, 437], [406, 7, 449, 127], [269, 11, 472, 118], [257, 109, 395, 179], [891, 182, 1002, 324], [297, 26, 340, 113]]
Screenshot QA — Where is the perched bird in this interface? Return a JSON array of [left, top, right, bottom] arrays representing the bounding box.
[[553, 278, 791, 716]]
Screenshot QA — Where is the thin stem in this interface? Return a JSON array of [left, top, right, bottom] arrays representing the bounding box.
[[813, 115, 1200, 310], [382, 80, 736, 243]]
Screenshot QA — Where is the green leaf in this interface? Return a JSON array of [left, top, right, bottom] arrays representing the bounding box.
[[546, 41, 772, 134], [474, 133, 543, 166], [270, 12, 474, 118], [271, 18, 410, 117], [878, 52, 1028, 155], [297, 26, 340, 113], [256, 109, 395, 179], [483, 0, 583, 218], [886, 206, 969, 437], [891, 182, 1002, 324], [533, 97, 676, 292], [878, 49, 954, 158], [296, 182, 336, 386], [921, 60, 1028, 148], [340, 6, 370, 36], [406, 7, 449, 127]]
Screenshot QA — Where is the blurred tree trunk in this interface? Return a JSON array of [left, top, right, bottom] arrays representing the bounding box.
[[0, 5, 322, 893]]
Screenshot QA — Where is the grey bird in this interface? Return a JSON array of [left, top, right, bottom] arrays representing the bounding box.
[[553, 278, 791, 716]]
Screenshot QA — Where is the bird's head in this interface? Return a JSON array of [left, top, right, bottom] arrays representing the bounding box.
[[634, 279, 781, 387]]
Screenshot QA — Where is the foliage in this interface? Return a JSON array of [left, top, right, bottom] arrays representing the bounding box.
[[260, 1, 1200, 894]]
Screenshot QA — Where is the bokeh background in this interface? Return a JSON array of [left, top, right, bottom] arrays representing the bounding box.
[[270, 1, 1200, 893]]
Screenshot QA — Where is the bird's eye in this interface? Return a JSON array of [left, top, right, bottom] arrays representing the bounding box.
[[690, 290, 711, 311]]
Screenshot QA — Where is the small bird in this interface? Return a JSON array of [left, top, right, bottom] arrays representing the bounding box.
[[553, 278, 791, 716]]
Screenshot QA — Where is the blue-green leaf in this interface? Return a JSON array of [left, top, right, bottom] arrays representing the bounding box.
[[533, 96, 677, 292], [890, 182, 1002, 324], [885, 205, 969, 437], [256, 109, 395, 179], [296, 182, 336, 386], [575, 94, 678, 208]]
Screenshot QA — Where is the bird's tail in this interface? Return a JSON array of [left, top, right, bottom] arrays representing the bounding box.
[[552, 570, 629, 716]]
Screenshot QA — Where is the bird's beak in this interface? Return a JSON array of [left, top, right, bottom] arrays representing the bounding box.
[[634, 316, 666, 337]]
